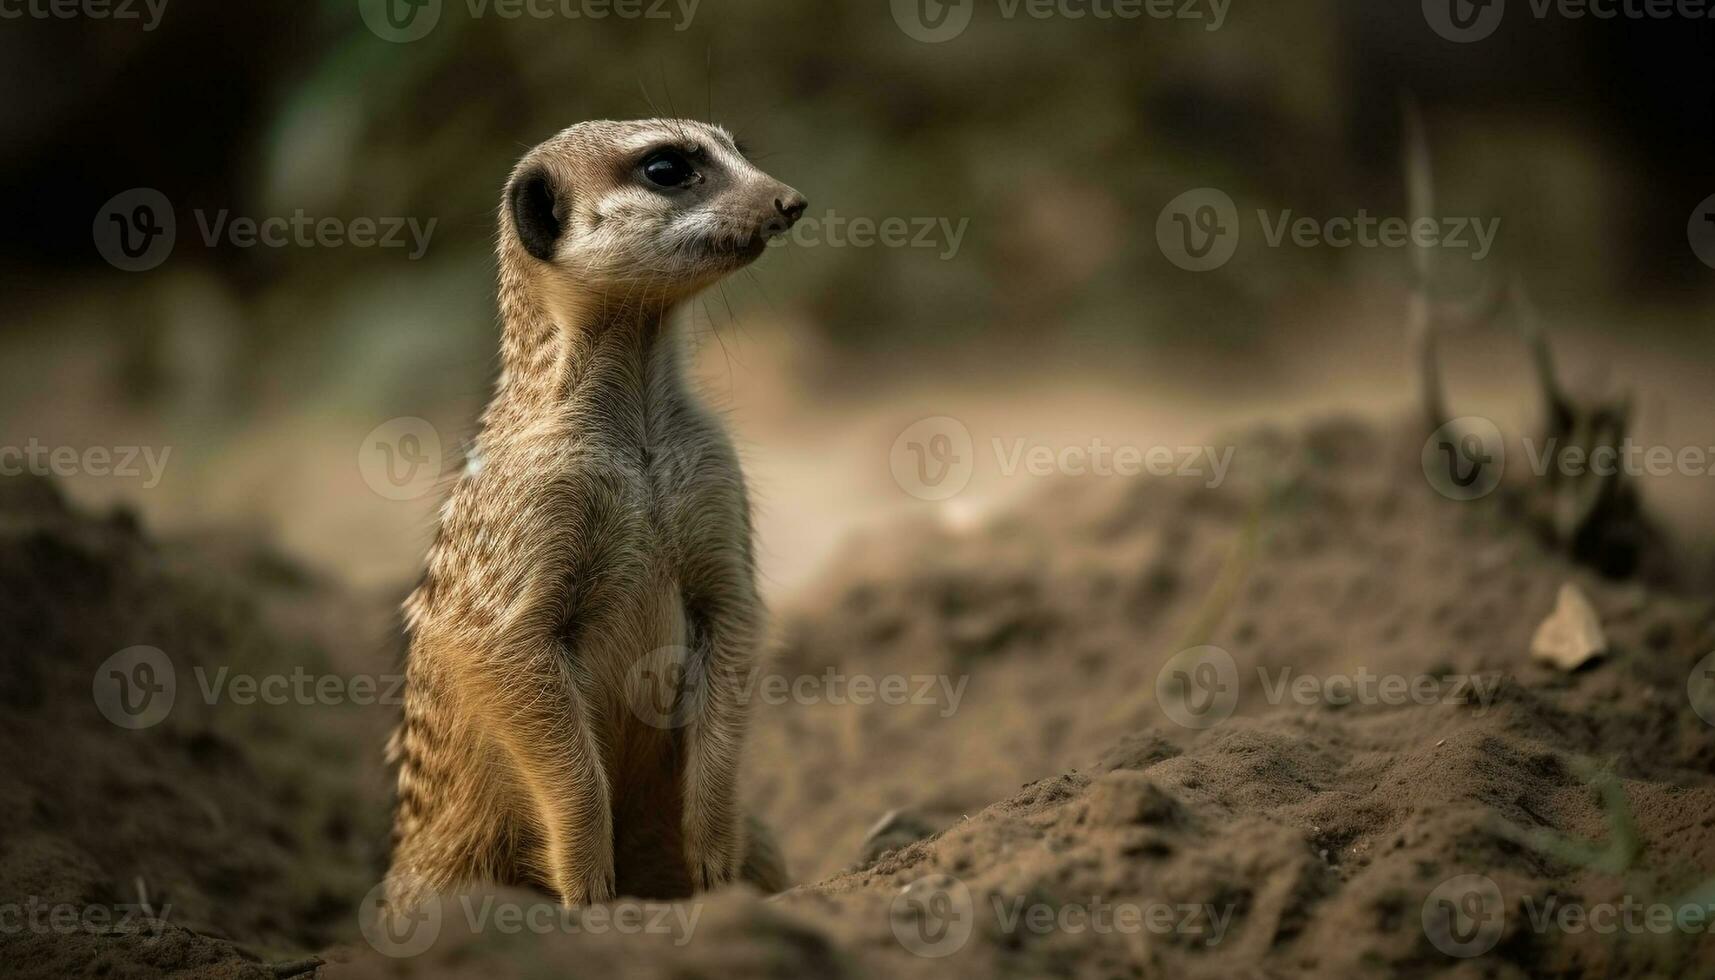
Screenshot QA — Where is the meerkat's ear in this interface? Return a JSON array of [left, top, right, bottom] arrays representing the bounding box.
[[509, 167, 563, 262]]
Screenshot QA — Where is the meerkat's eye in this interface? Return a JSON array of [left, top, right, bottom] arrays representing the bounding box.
[[641, 149, 697, 188]]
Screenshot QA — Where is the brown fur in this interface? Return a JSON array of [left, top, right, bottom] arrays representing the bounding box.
[[384, 120, 805, 909]]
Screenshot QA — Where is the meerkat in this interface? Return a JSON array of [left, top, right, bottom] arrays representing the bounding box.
[[385, 119, 805, 909]]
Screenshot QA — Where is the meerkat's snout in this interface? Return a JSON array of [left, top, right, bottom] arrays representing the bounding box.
[[724, 175, 806, 254], [762, 188, 809, 237]]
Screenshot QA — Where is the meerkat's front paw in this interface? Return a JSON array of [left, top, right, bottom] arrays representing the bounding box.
[[685, 827, 741, 892], [553, 853, 616, 907]]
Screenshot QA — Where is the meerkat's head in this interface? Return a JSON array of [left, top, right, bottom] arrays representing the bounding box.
[[501, 118, 807, 305]]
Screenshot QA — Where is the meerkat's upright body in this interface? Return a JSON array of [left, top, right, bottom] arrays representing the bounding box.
[[386, 119, 805, 905]]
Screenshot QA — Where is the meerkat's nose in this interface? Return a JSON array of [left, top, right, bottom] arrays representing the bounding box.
[[774, 192, 808, 228]]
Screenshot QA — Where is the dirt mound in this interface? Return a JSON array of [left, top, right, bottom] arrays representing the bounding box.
[[0, 476, 397, 978], [4, 416, 1713, 977]]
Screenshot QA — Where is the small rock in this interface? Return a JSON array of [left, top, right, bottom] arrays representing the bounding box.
[[1531, 582, 1607, 671], [1082, 770, 1184, 827]]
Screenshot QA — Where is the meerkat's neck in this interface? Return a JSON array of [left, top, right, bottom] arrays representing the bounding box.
[[485, 254, 694, 431]]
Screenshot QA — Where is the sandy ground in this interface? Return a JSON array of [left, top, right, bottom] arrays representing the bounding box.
[[1, 415, 1712, 978]]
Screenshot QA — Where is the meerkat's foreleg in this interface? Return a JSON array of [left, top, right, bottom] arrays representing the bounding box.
[[464, 639, 617, 906], [678, 606, 754, 890]]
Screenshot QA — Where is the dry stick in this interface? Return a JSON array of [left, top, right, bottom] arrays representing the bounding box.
[[1496, 766, 1703, 973], [1404, 98, 1447, 433], [1407, 101, 1589, 454], [1493, 761, 1642, 875], [1404, 99, 1513, 434], [1510, 279, 1573, 433], [1174, 498, 1266, 653], [1105, 475, 1271, 733]]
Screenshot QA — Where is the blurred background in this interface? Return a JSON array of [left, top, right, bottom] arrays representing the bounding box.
[[2, 0, 1712, 601]]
